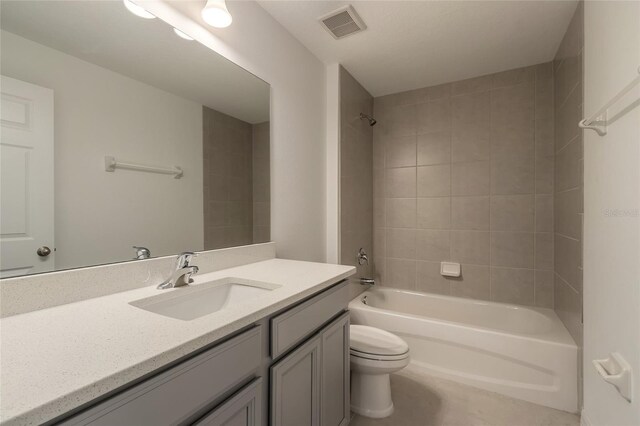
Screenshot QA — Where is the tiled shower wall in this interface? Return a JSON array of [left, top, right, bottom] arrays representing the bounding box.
[[203, 107, 270, 249], [372, 63, 555, 308], [553, 1, 583, 347], [252, 121, 271, 244], [340, 66, 374, 280]]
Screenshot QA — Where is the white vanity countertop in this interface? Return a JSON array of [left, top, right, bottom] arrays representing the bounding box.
[[0, 258, 355, 426]]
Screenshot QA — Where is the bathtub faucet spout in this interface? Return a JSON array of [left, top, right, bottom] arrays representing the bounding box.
[[360, 277, 375, 286]]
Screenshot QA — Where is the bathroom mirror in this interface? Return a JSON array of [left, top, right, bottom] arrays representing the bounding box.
[[0, 1, 270, 278]]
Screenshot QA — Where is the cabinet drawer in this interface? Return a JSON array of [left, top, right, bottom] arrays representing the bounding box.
[[270, 281, 348, 359], [194, 378, 262, 426], [60, 326, 262, 426]]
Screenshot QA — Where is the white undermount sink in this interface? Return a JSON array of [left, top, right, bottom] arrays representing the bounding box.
[[129, 277, 281, 321]]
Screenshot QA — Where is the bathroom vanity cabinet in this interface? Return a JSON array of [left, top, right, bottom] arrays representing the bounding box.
[[57, 281, 350, 426]]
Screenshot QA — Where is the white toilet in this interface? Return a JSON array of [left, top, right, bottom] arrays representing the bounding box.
[[350, 325, 410, 418]]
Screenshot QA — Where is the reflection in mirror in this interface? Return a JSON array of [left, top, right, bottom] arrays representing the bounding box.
[[0, 1, 270, 278]]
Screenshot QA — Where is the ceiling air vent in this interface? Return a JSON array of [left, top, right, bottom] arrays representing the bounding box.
[[319, 5, 366, 40]]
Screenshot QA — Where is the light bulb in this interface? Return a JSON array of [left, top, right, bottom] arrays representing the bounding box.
[[123, 0, 155, 19], [173, 28, 194, 41], [201, 0, 232, 28]]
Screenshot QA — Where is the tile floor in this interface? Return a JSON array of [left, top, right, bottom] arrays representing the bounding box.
[[350, 371, 579, 426]]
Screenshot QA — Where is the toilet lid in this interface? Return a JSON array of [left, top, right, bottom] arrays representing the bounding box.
[[350, 325, 409, 356]]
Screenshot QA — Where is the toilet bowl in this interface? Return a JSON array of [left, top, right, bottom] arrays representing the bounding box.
[[350, 325, 410, 418]]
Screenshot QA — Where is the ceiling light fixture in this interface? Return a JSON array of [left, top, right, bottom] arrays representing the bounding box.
[[123, 0, 155, 19], [173, 28, 194, 41], [201, 0, 232, 28]]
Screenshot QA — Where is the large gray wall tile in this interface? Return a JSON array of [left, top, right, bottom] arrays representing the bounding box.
[[535, 232, 554, 270], [451, 92, 491, 162], [535, 194, 554, 232], [417, 197, 451, 229], [451, 265, 490, 300], [385, 167, 417, 198], [417, 261, 451, 295], [535, 270, 554, 308], [451, 161, 491, 196], [417, 132, 451, 166], [451, 231, 490, 265], [386, 228, 416, 259], [490, 195, 535, 232], [491, 232, 535, 268], [386, 258, 417, 290], [417, 165, 451, 197], [416, 230, 451, 261], [386, 198, 417, 228], [417, 98, 451, 134], [451, 196, 490, 230], [385, 135, 417, 168], [491, 267, 535, 305]]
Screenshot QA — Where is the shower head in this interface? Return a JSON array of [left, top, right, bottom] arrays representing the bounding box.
[[360, 113, 377, 126]]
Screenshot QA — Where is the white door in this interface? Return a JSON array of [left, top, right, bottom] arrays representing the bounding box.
[[0, 76, 54, 277]]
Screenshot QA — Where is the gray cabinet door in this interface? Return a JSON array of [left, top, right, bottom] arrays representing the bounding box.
[[194, 378, 262, 426], [321, 313, 350, 426], [270, 335, 321, 426]]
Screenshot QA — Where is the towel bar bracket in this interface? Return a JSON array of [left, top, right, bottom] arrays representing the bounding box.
[[579, 111, 608, 136], [579, 66, 640, 137]]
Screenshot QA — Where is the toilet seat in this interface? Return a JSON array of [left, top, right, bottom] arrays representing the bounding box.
[[350, 348, 409, 361], [350, 325, 409, 358]]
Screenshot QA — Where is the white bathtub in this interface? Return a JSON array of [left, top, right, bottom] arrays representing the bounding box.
[[349, 288, 578, 413]]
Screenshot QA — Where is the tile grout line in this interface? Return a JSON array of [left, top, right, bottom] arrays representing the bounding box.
[[555, 232, 581, 243], [415, 122, 419, 291], [533, 65, 539, 306], [551, 59, 557, 310], [554, 270, 581, 296], [448, 89, 453, 296], [488, 85, 493, 302]]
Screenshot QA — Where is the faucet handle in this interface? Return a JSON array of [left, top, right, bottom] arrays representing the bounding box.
[[176, 251, 197, 268], [133, 246, 151, 260], [356, 248, 369, 265]]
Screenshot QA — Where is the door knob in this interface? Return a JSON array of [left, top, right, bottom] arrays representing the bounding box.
[[37, 246, 51, 257]]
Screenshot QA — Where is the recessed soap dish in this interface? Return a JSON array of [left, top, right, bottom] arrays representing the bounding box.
[[441, 262, 461, 278]]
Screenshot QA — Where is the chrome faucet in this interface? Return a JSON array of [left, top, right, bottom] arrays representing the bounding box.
[[157, 252, 199, 290]]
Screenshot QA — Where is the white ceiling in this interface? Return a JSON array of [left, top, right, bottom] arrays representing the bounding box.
[[258, 0, 578, 96], [1, 1, 269, 123]]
